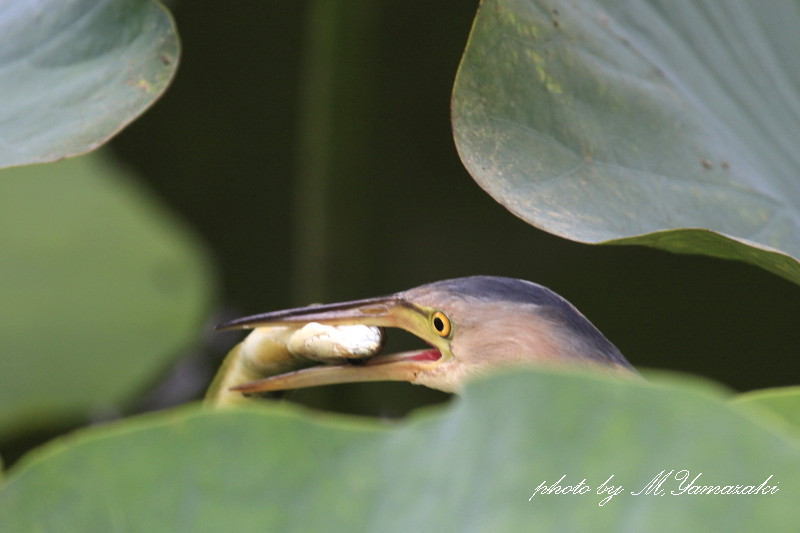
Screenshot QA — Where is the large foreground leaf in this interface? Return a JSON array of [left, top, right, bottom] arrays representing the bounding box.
[[1, 371, 798, 531], [734, 387, 800, 436], [0, 0, 178, 168], [0, 152, 213, 437], [452, 0, 800, 285]]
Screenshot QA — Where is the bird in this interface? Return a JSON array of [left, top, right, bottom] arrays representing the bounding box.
[[207, 276, 637, 404]]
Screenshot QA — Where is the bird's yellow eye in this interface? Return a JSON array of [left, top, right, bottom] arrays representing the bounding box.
[[431, 311, 451, 338]]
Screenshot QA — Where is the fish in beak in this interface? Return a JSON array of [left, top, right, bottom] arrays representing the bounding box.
[[215, 294, 454, 394]]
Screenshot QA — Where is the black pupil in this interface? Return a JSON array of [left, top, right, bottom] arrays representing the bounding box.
[[433, 316, 444, 331]]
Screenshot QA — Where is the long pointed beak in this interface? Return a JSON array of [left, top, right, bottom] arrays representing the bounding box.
[[216, 295, 416, 331], [230, 349, 442, 393], [215, 294, 448, 393]]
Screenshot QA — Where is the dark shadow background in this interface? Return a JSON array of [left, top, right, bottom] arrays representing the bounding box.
[[111, 0, 800, 416]]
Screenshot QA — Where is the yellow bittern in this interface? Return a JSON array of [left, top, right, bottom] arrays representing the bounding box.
[[207, 276, 636, 405]]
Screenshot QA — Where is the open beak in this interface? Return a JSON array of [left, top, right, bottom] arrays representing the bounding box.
[[215, 295, 446, 393]]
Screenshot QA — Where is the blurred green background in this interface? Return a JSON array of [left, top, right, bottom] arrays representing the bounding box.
[[114, 0, 798, 391], [5, 0, 800, 462]]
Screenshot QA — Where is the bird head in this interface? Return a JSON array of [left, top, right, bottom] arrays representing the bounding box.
[[216, 276, 636, 394]]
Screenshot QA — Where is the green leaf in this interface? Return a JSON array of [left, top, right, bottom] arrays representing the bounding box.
[[733, 386, 800, 437], [2, 370, 798, 532], [0, 0, 179, 168], [0, 152, 213, 437], [452, 0, 800, 285]]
